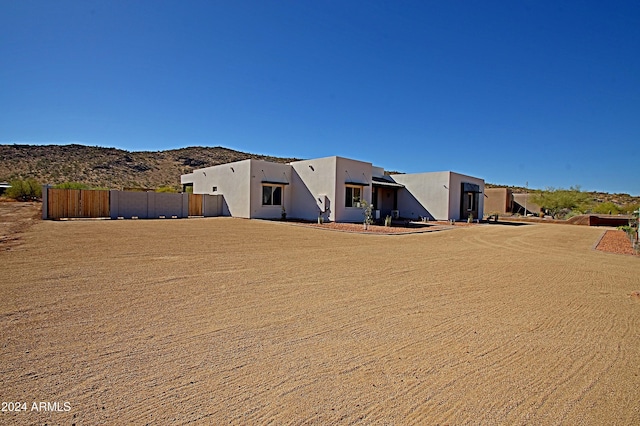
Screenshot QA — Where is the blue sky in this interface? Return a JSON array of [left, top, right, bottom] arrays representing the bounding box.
[[2, 1, 639, 195]]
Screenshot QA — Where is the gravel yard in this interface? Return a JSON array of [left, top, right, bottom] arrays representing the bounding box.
[[596, 229, 638, 256], [1, 203, 639, 424]]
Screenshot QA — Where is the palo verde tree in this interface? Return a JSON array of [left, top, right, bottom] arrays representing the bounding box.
[[591, 201, 621, 215], [530, 186, 591, 219], [5, 179, 42, 201]]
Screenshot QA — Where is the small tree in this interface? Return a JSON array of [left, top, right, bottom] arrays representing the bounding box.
[[5, 179, 42, 201], [591, 201, 621, 215], [530, 186, 590, 219]]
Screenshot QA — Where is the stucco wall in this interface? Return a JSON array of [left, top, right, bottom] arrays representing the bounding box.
[[372, 166, 385, 178], [392, 172, 451, 220], [449, 172, 485, 221], [392, 171, 485, 221], [182, 159, 252, 218], [203, 194, 224, 217], [290, 157, 337, 221], [248, 160, 292, 219], [110, 191, 189, 219], [484, 188, 512, 214], [335, 157, 373, 223]]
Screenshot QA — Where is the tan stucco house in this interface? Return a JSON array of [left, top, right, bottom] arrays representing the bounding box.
[[181, 155, 484, 222]]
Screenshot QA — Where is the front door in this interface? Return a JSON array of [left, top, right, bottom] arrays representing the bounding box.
[[373, 187, 397, 219], [460, 183, 479, 220]]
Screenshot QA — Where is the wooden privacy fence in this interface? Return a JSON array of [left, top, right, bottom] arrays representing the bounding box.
[[46, 188, 110, 219], [42, 187, 222, 220]]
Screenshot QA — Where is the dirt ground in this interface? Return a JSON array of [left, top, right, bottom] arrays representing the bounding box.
[[1, 205, 640, 425], [0, 201, 41, 250]]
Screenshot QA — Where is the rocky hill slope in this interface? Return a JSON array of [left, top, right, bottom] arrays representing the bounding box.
[[0, 144, 300, 190]]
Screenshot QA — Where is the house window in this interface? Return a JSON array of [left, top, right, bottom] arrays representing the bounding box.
[[345, 185, 362, 208], [262, 185, 283, 206], [467, 192, 474, 211]]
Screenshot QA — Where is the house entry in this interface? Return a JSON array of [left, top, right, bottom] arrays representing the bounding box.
[[460, 182, 480, 220]]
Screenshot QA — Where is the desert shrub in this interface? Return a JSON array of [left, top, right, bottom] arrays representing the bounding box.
[[622, 202, 640, 215], [156, 186, 179, 193], [564, 209, 583, 219], [5, 179, 42, 201], [591, 201, 621, 215], [54, 182, 91, 190], [530, 186, 590, 219], [618, 225, 633, 235]]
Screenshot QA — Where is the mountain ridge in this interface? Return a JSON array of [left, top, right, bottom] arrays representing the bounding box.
[[0, 144, 300, 190]]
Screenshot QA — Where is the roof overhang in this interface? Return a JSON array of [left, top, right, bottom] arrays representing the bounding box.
[[261, 180, 290, 185], [372, 177, 404, 188], [462, 182, 481, 193], [372, 181, 404, 189]]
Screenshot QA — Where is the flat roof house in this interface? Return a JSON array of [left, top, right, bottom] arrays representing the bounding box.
[[181, 156, 484, 222]]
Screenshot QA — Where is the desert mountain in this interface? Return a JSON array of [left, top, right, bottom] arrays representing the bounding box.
[[0, 144, 300, 190]]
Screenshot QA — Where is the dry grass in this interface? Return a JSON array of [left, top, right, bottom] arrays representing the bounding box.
[[1, 216, 639, 424]]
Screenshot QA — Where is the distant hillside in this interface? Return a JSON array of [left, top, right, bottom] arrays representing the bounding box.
[[0, 144, 300, 190]]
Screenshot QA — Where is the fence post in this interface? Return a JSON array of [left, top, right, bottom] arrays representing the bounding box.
[[146, 192, 152, 219], [42, 185, 50, 219], [110, 190, 119, 219]]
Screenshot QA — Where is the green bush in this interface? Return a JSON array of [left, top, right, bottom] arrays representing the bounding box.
[[591, 201, 621, 215], [622, 202, 640, 215], [156, 186, 179, 193], [564, 209, 583, 219], [530, 186, 590, 219], [53, 182, 91, 190], [5, 179, 42, 201]]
